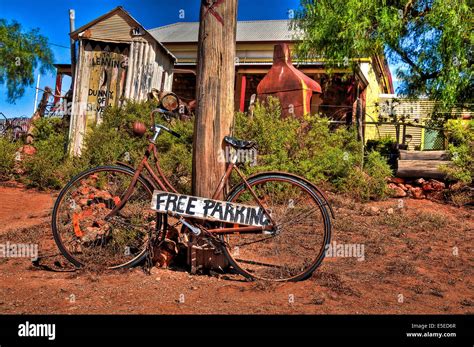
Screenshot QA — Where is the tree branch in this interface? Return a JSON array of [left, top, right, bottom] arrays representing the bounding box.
[[390, 44, 440, 80]]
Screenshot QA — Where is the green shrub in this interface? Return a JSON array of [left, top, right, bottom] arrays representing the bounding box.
[[79, 101, 194, 192], [0, 137, 17, 180], [296, 115, 363, 183], [18, 98, 393, 201], [234, 98, 391, 200], [80, 100, 152, 166], [154, 119, 193, 194], [23, 117, 68, 189], [366, 137, 397, 157], [234, 98, 363, 184], [337, 151, 392, 201], [234, 98, 300, 174], [441, 119, 473, 184]]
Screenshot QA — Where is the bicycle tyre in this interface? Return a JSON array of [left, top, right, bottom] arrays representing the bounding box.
[[51, 165, 155, 269], [222, 173, 332, 282]]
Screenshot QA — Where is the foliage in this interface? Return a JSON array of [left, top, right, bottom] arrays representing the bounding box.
[[234, 97, 301, 174], [366, 137, 397, 158], [294, 0, 473, 109], [22, 117, 68, 189], [235, 98, 392, 200], [20, 99, 393, 200], [337, 151, 393, 201], [0, 136, 17, 180], [440, 119, 473, 184], [0, 19, 54, 103], [80, 101, 194, 193]]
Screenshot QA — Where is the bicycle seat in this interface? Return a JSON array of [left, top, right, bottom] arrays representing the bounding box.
[[224, 136, 257, 149]]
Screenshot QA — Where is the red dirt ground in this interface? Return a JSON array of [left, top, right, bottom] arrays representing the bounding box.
[[0, 183, 472, 314]]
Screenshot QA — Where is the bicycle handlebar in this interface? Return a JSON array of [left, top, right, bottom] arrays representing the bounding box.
[[149, 108, 181, 139], [155, 124, 181, 139], [150, 108, 176, 125]]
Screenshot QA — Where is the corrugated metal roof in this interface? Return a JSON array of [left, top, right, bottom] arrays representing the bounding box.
[[149, 20, 298, 43]]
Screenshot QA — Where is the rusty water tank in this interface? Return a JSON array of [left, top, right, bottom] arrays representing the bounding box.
[[257, 43, 321, 117]]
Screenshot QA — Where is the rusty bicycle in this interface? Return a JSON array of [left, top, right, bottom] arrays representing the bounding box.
[[52, 109, 333, 281], [0, 112, 28, 142]]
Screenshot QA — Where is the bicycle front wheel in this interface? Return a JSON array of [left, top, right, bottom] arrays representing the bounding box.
[[52, 165, 155, 269], [222, 174, 332, 281]]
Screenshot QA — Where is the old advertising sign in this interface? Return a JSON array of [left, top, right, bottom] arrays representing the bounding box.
[[151, 191, 270, 227], [84, 41, 129, 126]]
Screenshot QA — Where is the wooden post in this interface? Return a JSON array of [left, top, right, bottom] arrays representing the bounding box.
[[355, 98, 364, 167], [192, 0, 238, 199], [355, 98, 363, 142]]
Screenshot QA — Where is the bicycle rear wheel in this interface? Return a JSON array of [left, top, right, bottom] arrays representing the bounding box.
[[51, 165, 155, 269], [0, 113, 7, 136], [222, 173, 331, 281]]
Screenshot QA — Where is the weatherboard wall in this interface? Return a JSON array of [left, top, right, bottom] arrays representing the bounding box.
[[69, 8, 174, 156]]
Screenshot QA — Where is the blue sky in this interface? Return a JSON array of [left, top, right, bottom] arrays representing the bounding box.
[[0, 0, 397, 117], [0, 0, 301, 117]]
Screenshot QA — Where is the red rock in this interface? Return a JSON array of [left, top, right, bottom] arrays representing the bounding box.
[[390, 177, 405, 185], [429, 179, 445, 191], [389, 184, 407, 198], [81, 207, 93, 218], [78, 198, 89, 207], [79, 186, 90, 195], [19, 145, 37, 156], [113, 196, 121, 206], [422, 180, 445, 192], [95, 191, 112, 200], [427, 190, 445, 201], [397, 183, 408, 191], [415, 178, 425, 185], [410, 187, 425, 199]]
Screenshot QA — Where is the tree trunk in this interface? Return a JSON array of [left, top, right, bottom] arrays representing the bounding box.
[[192, 0, 238, 199]]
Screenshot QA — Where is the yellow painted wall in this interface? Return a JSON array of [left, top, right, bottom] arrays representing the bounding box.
[[363, 58, 383, 142]]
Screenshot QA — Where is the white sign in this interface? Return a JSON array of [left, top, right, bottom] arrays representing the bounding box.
[[151, 191, 270, 227]]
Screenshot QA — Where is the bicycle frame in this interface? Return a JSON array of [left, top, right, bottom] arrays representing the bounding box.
[[107, 137, 275, 235]]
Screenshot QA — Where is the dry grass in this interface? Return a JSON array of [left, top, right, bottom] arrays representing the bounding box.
[[376, 210, 448, 231]]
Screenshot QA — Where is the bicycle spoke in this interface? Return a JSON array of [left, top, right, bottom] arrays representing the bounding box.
[[235, 235, 276, 247], [224, 176, 330, 281], [53, 167, 153, 269], [234, 258, 283, 269]]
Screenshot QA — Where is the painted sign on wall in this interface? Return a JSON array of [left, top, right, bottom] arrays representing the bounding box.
[[83, 41, 129, 128]]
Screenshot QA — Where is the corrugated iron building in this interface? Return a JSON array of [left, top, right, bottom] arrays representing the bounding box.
[[149, 20, 394, 124], [68, 6, 176, 155]]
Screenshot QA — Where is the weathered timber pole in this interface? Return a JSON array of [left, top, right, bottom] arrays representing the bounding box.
[[192, 0, 238, 199]]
